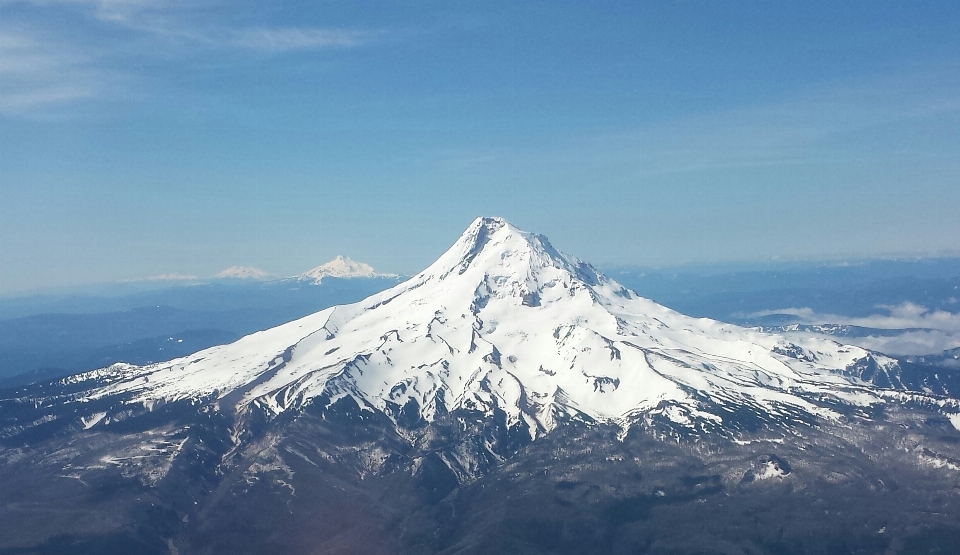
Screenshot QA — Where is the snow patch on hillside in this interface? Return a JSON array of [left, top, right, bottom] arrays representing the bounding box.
[[948, 413, 960, 432]]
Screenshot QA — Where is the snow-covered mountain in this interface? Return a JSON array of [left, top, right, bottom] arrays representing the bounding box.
[[51, 217, 960, 437], [214, 266, 272, 280], [294, 255, 388, 283], [4, 217, 960, 554]]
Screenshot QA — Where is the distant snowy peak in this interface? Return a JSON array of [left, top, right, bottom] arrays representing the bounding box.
[[296, 255, 391, 283], [214, 266, 272, 280], [142, 273, 199, 281]]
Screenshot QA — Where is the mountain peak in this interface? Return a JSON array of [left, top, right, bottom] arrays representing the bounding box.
[[470, 215, 510, 234], [297, 255, 381, 283], [419, 216, 605, 291], [214, 266, 271, 280]]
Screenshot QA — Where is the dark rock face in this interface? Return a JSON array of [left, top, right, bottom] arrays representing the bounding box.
[[3, 390, 960, 555]]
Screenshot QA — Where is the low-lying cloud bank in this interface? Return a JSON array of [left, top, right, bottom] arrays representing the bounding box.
[[750, 302, 960, 332], [751, 302, 960, 355], [817, 330, 960, 357]]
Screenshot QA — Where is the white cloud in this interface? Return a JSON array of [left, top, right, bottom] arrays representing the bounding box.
[[749, 302, 960, 332], [557, 66, 960, 180], [755, 302, 960, 355], [0, 1, 382, 114], [4, 0, 381, 49], [228, 27, 380, 52], [780, 329, 960, 357], [0, 30, 110, 115], [839, 331, 960, 357], [78, 0, 163, 22], [1, 0, 181, 22]]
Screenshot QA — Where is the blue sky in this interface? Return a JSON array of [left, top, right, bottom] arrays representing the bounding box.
[[1, 0, 959, 293]]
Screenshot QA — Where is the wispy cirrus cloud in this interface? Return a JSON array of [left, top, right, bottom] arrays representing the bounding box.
[[227, 27, 381, 52], [4, 0, 383, 48], [0, 0, 383, 115], [2, 0, 195, 23], [589, 69, 960, 178], [0, 30, 115, 115]]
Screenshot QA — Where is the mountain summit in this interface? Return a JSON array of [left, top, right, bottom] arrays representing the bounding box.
[[3, 217, 960, 554], [296, 255, 383, 283], [214, 266, 271, 279]]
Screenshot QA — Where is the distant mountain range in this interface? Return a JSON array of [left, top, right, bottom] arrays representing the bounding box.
[[210, 256, 395, 283]]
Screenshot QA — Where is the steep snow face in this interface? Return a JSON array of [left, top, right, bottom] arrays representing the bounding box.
[[296, 255, 381, 283], [80, 217, 914, 437]]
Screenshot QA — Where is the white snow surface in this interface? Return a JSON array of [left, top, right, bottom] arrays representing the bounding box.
[[296, 255, 384, 283], [948, 413, 960, 432], [78, 217, 909, 437], [214, 266, 271, 279], [754, 460, 788, 481]]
